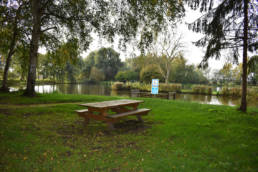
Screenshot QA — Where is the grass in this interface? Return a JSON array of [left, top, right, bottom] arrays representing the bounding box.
[[0, 92, 258, 171]]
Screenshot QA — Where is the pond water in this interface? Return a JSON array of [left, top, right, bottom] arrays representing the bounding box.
[[10, 84, 257, 107]]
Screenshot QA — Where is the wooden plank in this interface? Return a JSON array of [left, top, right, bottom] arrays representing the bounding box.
[[80, 99, 143, 109], [108, 108, 150, 119], [75, 109, 88, 113], [83, 113, 117, 122]]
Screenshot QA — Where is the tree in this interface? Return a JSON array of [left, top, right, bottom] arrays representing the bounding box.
[[95, 48, 122, 80], [140, 64, 163, 83], [152, 31, 184, 83], [170, 56, 208, 84], [115, 71, 139, 82], [12, 44, 30, 81], [219, 63, 233, 85], [248, 55, 258, 84], [24, 0, 95, 96], [23, 0, 185, 96], [38, 39, 80, 83], [186, 0, 257, 112], [0, 0, 30, 91], [89, 67, 105, 82], [83, 48, 122, 81]]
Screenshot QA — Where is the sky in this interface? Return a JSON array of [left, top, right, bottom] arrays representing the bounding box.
[[39, 6, 231, 71]]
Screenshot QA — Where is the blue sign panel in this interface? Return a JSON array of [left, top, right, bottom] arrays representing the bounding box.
[[151, 79, 159, 94], [151, 87, 158, 94]]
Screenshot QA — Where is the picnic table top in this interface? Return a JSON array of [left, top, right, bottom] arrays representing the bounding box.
[[80, 99, 143, 109]]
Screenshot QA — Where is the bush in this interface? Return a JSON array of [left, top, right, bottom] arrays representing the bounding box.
[[111, 82, 125, 90], [125, 82, 151, 91], [115, 71, 139, 82], [140, 65, 163, 83]]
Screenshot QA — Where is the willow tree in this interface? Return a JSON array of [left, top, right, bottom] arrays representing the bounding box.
[[185, 0, 257, 112]]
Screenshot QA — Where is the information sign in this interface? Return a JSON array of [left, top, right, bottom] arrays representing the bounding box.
[[151, 79, 159, 94]]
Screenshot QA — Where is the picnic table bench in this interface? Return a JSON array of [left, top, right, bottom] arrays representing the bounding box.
[[76, 99, 150, 129]]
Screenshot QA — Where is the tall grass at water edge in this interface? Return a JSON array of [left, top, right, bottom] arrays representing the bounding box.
[[192, 85, 213, 95], [221, 86, 258, 99]]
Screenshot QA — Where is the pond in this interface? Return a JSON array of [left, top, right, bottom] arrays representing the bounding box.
[[10, 84, 257, 107]]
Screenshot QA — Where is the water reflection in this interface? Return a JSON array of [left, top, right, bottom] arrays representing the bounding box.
[[9, 84, 257, 107]]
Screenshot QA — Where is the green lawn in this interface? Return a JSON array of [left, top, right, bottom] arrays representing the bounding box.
[[0, 92, 258, 171]]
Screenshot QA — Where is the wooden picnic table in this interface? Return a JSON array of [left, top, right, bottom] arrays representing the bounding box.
[[76, 99, 150, 129]]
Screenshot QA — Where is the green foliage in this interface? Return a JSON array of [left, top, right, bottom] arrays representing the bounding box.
[[89, 67, 105, 82], [140, 64, 163, 83], [169, 57, 208, 84], [83, 48, 122, 81], [115, 71, 139, 82], [37, 40, 81, 83], [248, 55, 258, 84]]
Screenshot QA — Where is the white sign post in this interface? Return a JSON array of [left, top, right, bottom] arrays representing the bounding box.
[[151, 79, 159, 94]]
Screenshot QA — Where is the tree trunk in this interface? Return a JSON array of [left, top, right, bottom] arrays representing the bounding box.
[[24, 0, 42, 96], [0, 42, 15, 91], [0, 9, 19, 92], [239, 0, 248, 112], [165, 67, 170, 84]]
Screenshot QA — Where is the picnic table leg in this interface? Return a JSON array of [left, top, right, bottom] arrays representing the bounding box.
[[83, 117, 90, 126], [106, 122, 115, 130], [136, 115, 143, 122]]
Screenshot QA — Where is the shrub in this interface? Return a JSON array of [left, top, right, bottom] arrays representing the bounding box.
[[115, 71, 139, 82], [126, 82, 151, 91], [111, 82, 125, 90], [140, 65, 163, 83]]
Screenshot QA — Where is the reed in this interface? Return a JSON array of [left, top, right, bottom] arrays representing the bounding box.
[[192, 85, 212, 95]]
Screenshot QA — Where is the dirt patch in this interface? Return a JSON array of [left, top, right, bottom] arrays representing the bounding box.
[[113, 120, 153, 134]]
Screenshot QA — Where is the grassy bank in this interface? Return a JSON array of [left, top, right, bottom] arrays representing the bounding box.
[[0, 92, 258, 171]]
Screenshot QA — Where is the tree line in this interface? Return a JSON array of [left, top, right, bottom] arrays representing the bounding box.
[[0, 46, 210, 85]]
